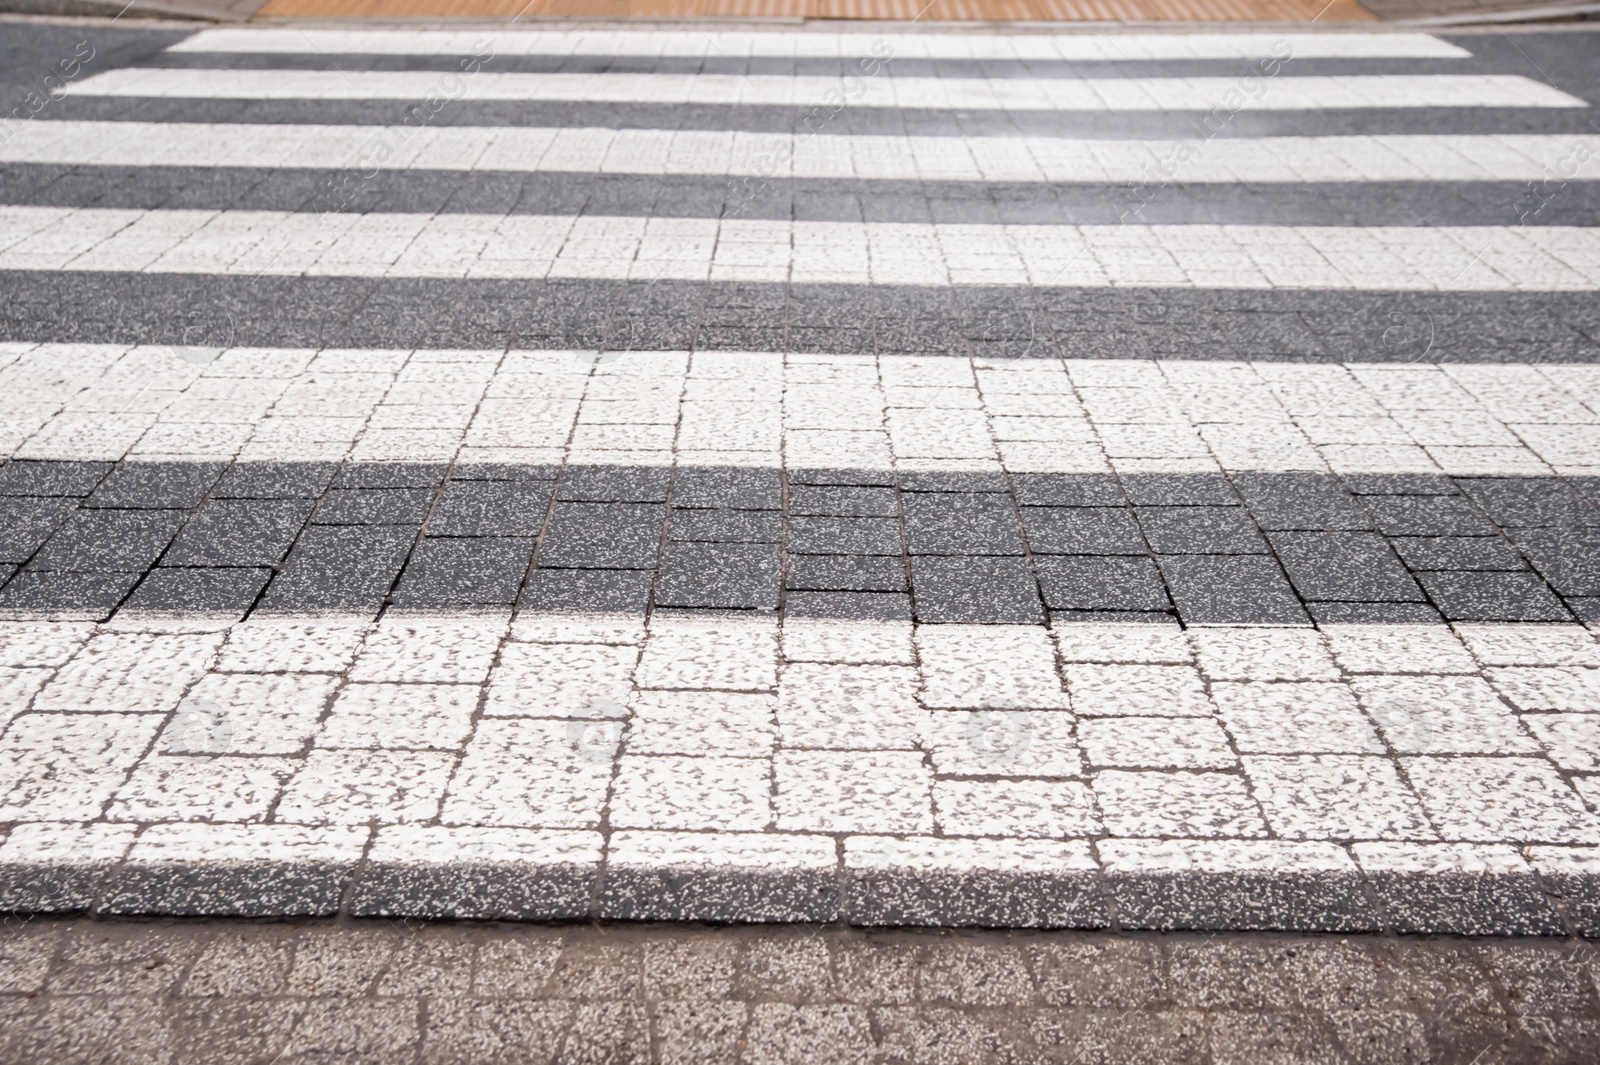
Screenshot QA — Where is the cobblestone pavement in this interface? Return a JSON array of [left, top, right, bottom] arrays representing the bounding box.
[[4, 916, 1600, 1064], [2, 20, 1600, 935]]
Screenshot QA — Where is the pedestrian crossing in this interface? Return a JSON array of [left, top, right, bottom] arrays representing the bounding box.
[[3, 343, 1598, 475], [8, 122, 1598, 184], [65, 69, 1585, 109], [2, 23, 1600, 932], [169, 27, 1471, 59], [5, 208, 1598, 289]]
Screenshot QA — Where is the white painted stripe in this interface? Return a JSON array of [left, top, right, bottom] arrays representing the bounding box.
[[1, 616, 1595, 857], [3, 343, 1595, 477], [2, 208, 1597, 292], [64, 69, 1584, 110], [168, 28, 1472, 61], [9, 122, 1600, 184]]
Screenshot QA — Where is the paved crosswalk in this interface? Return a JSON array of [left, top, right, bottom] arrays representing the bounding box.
[[64, 69, 1587, 109], [167, 28, 1472, 59], [8, 210, 1599, 288], [8, 123, 1599, 183], [2, 22, 1599, 934]]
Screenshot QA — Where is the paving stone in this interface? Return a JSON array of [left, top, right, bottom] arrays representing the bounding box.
[[1010, 473, 1122, 507], [628, 690, 776, 757], [611, 755, 773, 832], [1350, 674, 1539, 755], [428, 480, 551, 537], [314, 487, 432, 525], [1102, 839, 1380, 932], [787, 485, 896, 517], [1244, 755, 1433, 841], [674, 467, 783, 510], [488, 641, 638, 718], [0, 822, 136, 912], [1390, 535, 1527, 571], [1515, 688, 1600, 759], [212, 461, 337, 499], [0, 461, 110, 497], [1231, 472, 1370, 531], [1527, 846, 1600, 937], [97, 823, 367, 916], [0, 571, 143, 619], [1213, 682, 1385, 755], [259, 525, 415, 611], [0, 497, 76, 564], [1353, 842, 1565, 935], [786, 590, 912, 620], [1190, 628, 1338, 682], [601, 831, 839, 922], [1079, 716, 1235, 769], [919, 625, 1067, 710], [901, 492, 1023, 555], [443, 719, 612, 829], [1160, 555, 1306, 625], [1457, 623, 1600, 667], [1094, 771, 1267, 839], [638, 617, 777, 691], [779, 663, 919, 751], [781, 618, 913, 665], [157, 671, 332, 754], [1416, 571, 1571, 622], [910, 556, 1042, 624], [1035, 554, 1171, 612], [392, 536, 534, 607], [538, 502, 663, 569], [657, 542, 780, 610], [844, 837, 1107, 928], [1121, 473, 1236, 508], [923, 708, 1080, 777], [786, 515, 901, 555], [1021, 506, 1146, 555], [786, 553, 905, 593], [1322, 623, 1478, 674], [317, 682, 479, 750], [214, 617, 369, 673], [276, 749, 456, 825], [1271, 531, 1425, 602], [350, 826, 601, 919], [35, 631, 222, 712], [1403, 758, 1600, 844], [109, 757, 294, 824], [87, 462, 225, 510], [1065, 663, 1212, 717], [775, 750, 932, 834], [1139, 506, 1266, 554], [558, 465, 671, 502], [125, 567, 270, 614], [1051, 622, 1189, 664], [30, 509, 188, 571], [519, 566, 652, 614], [162, 499, 312, 567], [669, 507, 782, 543], [1366, 495, 1496, 537], [352, 616, 505, 684], [935, 777, 1100, 838]]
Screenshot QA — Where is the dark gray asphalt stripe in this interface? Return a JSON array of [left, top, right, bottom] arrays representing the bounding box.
[[135, 52, 1489, 79], [36, 97, 1600, 137], [0, 460, 1593, 625], [2, 273, 1596, 364], [8, 164, 1599, 227]]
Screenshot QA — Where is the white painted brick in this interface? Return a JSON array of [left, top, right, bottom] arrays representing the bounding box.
[[918, 626, 1067, 710]]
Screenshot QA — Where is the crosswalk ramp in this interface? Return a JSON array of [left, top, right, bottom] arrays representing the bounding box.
[[1, 24, 1599, 933]]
